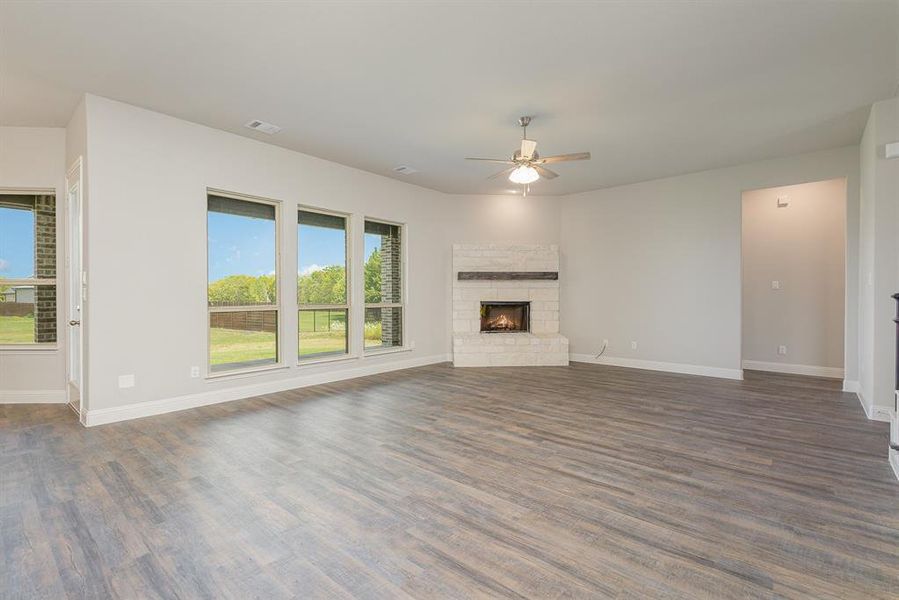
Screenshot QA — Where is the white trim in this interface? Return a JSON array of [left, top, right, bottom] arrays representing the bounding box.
[[0, 345, 60, 353], [852, 389, 891, 422], [871, 406, 893, 423], [0, 390, 67, 404], [890, 449, 899, 483], [856, 389, 873, 419], [84, 353, 450, 426], [205, 364, 289, 381], [363, 345, 413, 358], [297, 352, 359, 367], [842, 379, 860, 393], [741, 360, 843, 379], [570, 353, 743, 380]]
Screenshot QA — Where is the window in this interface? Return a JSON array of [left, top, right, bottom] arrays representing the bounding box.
[[297, 209, 348, 359], [0, 194, 56, 345], [364, 219, 403, 351], [207, 194, 279, 373]]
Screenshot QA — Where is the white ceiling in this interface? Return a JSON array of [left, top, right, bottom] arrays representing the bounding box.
[[1, 1, 896, 195]]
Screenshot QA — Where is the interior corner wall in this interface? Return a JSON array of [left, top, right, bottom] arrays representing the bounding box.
[[0, 126, 67, 400], [741, 179, 847, 373], [559, 145, 860, 379], [858, 96, 899, 417], [434, 193, 561, 355]]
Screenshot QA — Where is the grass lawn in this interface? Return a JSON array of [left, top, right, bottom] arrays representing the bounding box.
[[211, 311, 388, 369], [0, 315, 34, 344], [209, 327, 277, 369]]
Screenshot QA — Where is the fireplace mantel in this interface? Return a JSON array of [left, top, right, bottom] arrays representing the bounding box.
[[457, 271, 558, 281]]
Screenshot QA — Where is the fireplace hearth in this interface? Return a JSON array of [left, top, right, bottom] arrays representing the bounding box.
[[480, 301, 529, 333]]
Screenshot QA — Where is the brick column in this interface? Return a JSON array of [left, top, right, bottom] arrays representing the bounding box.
[[34, 194, 57, 343], [379, 230, 402, 346]]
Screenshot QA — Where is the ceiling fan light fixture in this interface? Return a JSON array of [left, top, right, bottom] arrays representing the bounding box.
[[509, 165, 539, 184]]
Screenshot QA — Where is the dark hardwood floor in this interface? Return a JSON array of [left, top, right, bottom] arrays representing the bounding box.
[[2, 363, 897, 599]]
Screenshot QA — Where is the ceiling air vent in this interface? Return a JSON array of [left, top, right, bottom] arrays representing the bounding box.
[[393, 165, 418, 175], [244, 120, 282, 135]]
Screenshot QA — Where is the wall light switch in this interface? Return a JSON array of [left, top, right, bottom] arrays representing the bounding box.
[[771, 280, 781, 290], [118, 374, 135, 389]]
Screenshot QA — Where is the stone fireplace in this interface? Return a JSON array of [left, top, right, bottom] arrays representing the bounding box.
[[452, 244, 569, 367]]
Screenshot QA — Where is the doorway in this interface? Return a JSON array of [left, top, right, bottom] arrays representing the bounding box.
[[741, 178, 847, 378], [66, 159, 84, 418]]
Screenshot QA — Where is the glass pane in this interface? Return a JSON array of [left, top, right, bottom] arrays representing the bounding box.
[[209, 310, 278, 372], [364, 306, 402, 350], [0, 284, 56, 344], [299, 309, 348, 358], [208, 197, 277, 307], [298, 210, 346, 305], [0, 194, 55, 280], [364, 220, 401, 304]]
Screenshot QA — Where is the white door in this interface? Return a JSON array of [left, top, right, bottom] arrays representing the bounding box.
[[66, 160, 84, 417]]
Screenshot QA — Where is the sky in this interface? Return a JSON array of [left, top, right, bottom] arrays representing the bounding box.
[[207, 212, 381, 282], [0, 207, 35, 279]]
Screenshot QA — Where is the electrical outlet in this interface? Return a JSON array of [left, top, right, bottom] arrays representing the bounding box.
[[631, 341, 638, 351], [778, 345, 787, 356], [190, 366, 200, 378], [602, 339, 609, 347], [771, 280, 781, 290], [118, 374, 135, 389]]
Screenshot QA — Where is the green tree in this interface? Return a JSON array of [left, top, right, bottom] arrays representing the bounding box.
[[364, 248, 381, 302], [298, 265, 346, 304], [208, 274, 276, 305]]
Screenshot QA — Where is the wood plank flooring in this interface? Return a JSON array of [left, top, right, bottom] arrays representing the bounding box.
[[2, 363, 898, 599]]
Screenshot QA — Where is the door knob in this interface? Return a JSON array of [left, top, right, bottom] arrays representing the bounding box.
[[68, 320, 81, 326]]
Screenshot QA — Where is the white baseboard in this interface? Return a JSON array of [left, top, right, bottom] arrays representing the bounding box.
[[842, 380, 860, 393], [890, 450, 899, 483], [871, 406, 894, 422], [0, 389, 67, 404], [570, 353, 743, 380], [84, 353, 451, 427], [741, 360, 843, 379], [853, 389, 892, 423]]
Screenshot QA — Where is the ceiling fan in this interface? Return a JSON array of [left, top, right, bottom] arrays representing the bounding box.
[[466, 116, 590, 194]]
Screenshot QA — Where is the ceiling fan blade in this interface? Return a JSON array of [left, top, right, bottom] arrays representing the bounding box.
[[533, 165, 559, 179], [466, 157, 516, 164], [520, 139, 537, 160], [487, 166, 516, 180], [537, 152, 591, 164]]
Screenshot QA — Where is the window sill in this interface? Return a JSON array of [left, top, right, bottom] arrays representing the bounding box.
[[297, 353, 360, 367], [205, 363, 288, 382], [0, 344, 60, 354], [363, 345, 413, 358]]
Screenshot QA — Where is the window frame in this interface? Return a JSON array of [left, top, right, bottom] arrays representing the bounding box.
[[206, 189, 282, 377], [363, 216, 406, 354], [296, 204, 352, 363], [0, 189, 59, 351]]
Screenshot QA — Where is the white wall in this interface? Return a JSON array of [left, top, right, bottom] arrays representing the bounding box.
[[741, 179, 846, 375], [82, 96, 519, 417], [560, 146, 860, 380], [0, 127, 67, 400], [858, 96, 899, 421]]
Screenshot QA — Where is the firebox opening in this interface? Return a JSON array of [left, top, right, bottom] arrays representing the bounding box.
[[480, 301, 530, 333]]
